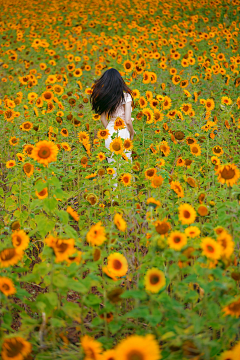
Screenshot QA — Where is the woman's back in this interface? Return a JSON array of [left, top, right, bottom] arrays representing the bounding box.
[[108, 92, 132, 124]]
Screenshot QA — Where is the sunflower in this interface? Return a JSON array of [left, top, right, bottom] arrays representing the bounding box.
[[114, 213, 127, 231], [53, 238, 75, 263], [145, 168, 157, 180], [9, 137, 19, 146], [67, 206, 79, 221], [11, 230, 29, 251], [156, 158, 165, 168], [197, 205, 209, 216], [216, 164, 240, 187], [144, 268, 166, 293], [109, 138, 123, 155], [223, 298, 240, 318], [81, 335, 102, 360], [151, 175, 163, 188], [86, 193, 99, 206], [142, 108, 154, 124], [168, 231, 187, 251], [212, 146, 224, 156], [42, 91, 54, 102], [205, 98, 215, 111], [80, 156, 88, 168], [31, 140, 58, 166], [139, 97, 148, 108], [0, 248, 23, 268], [123, 138, 133, 151], [104, 253, 128, 279], [221, 96, 232, 105], [6, 160, 16, 169], [121, 173, 132, 186], [162, 96, 172, 110], [176, 157, 184, 166], [219, 350, 235, 360], [61, 128, 69, 137], [114, 117, 125, 130], [186, 137, 196, 145], [211, 156, 220, 165], [190, 143, 201, 156], [155, 219, 171, 236], [123, 60, 134, 72], [23, 144, 34, 156], [179, 203, 196, 225], [201, 237, 222, 260], [36, 187, 48, 199], [0, 277, 16, 297], [217, 231, 234, 258], [170, 181, 184, 198], [107, 168, 115, 175], [97, 129, 110, 140], [181, 103, 192, 115], [186, 177, 197, 188], [185, 226, 200, 238], [1, 337, 32, 360], [159, 141, 170, 156], [87, 221, 106, 246], [16, 153, 25, 162], [153, 110, 164, 123], [115, 334, 160, 360]]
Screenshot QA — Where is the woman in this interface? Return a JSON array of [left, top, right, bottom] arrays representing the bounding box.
[[90, 68, 135, 189]]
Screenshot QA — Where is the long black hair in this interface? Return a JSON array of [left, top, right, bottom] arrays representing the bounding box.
[[90, 68, 133, 117]]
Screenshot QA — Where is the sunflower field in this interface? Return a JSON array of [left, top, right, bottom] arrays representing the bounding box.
[[1, 0, 240, 359]]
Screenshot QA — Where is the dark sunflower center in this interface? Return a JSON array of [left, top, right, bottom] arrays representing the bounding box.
[[127, 350, 144, 360], [229, 301, 240, 312], [15, 236, 22, 246], [2, 283, 10, 290], [44, 92, 52, 99], [221, 168, 235, 180], [24, 165, 32, 173], [150, 274, 160, 285], [113, 259, 122, 270], [38, 189, 47, 196], [207, 245, 214, 253], [4, 339, 24, 358], [214, 147, 221, 153], [38, 146, 51, 159], [56, 242, 69, 253], [192, 146, 198, 154], [147, 170, 154, 177], [113, 143, 121, 151], [174, 236, 181, 243], [183, 210, 191, 219], [156, 222, 169, 235], [0, 248, 16, 261], [125, 63, 131, 69]]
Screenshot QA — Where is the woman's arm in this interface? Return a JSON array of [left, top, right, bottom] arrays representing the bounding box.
[[124, 101, 135, 140], [100, 112, 108, 129]]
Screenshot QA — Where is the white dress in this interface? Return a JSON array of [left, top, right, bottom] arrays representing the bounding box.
[[105, 92, 133, 189]]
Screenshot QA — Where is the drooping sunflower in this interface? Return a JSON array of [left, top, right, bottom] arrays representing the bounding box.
[[53, 238, 75, 263], [147, 197, 161, 209], [104, 253, 128, 278], [217, 231, 234, 258], [186, 177, 197, 188], [170, 181, 184, 198], [216, 164, 240, 187], [109, 137, 123, 155], [121, 173, 132, 186], [87, 221, 106, 246], [1, 337, 32, 360], [168, 231, 187, 251], [67, 206, 79, 221], [185, 226, 200, 238], [23, 163, 34, 177], [159, 141, 170, 156], [223, 298, 240, 318], [151, 175, 163, 188], [114, 117, 125, 130], [115, 334, 161, 360], [35, 187, 48, 199], [31, 140, 58, 166], [97, 129, 110, 140], [66, 250, 83, 265], [11, 230, 29, 251], [201, 237, 222, 260], [190, 143, 201, 156], [80, 156, 88, 168], [0, 277, 16, 297], [114, 213, 127, 232], [197, 205, 209, 216], [0, 248, 23, 268], [179, 203, 196, 225], [81, 335, 103, 360], [144, 268, 166, 293]]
